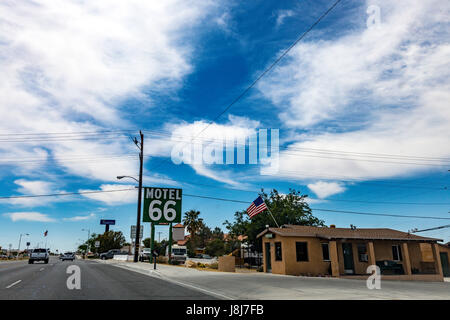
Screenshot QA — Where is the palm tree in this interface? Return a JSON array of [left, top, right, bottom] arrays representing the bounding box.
[[183, 210, 204, 236]]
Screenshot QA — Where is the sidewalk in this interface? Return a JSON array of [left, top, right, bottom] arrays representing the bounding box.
[[94, 259, 450, 300]]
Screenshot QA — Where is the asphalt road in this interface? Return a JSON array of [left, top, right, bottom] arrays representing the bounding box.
[[0, 257, 215, 300]]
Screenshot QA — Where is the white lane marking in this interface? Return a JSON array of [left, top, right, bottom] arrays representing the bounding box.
[[39, 268, 45, 271], [6, 280, 22, 288]]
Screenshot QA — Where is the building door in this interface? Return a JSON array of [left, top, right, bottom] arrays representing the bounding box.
[[440, 252, 450, 277], [265, 242, 272, 273], [342, 243, 355, 274]]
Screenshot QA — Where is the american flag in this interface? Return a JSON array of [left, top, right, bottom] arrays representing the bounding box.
[[247, 196, 267, 218]]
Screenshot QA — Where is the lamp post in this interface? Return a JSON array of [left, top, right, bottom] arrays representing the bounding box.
[[117, 170, 143, 262], [17, 233, 29, 260]]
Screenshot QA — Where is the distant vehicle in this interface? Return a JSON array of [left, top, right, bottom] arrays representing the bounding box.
[[29, 248, 49, 264], [99, 249, 127, 260], [139, 248, 151, 262], [60, 252, 75, 261], [166, 245, 187, 262]]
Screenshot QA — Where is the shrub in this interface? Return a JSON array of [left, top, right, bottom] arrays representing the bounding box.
[[257, 266, 263, 272], [170, 260, 181, 265], [196, 263, 206, 268], [209, 263, 218, 269]]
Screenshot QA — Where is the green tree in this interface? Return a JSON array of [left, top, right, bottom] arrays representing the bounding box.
[[92, 231, 126, 253], [143, 237, 151, 248], [205, 238, 226, 257], [183, 210, 204, 236], [223, 189, 324, 250], [197, 225, 212, 248], [211, 227, 224, 240]]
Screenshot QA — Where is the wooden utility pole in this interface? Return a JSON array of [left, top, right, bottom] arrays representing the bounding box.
[[134, 131, 144, 263]]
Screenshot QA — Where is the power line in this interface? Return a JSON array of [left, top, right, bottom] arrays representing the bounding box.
[[1, 188, 449, 220], [410, 224, 450, 233], [0, 188, 135, 199], [149, 0, 343, 175]]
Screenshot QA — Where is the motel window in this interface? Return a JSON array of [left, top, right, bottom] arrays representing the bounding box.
[[296, 242, 308, 262], [358, 244, 368, 262], [321, 243, 330, 261], [392, 245, 403, 261], [275, 242, 282, 261]]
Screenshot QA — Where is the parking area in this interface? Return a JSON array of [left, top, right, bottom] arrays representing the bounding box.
[[95, 259, 450, 300]]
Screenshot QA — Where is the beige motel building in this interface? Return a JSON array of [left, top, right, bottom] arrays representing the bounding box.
[[257, 224, 450, 282]]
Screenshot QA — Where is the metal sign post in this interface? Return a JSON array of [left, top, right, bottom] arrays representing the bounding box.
[[100, 219, 115, 233]]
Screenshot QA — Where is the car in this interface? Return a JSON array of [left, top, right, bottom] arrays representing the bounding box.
[[29, 248, 49, 264], [60, 252, 75, 261], [139, 248, 151, 262], [99, 249, 126, 260]]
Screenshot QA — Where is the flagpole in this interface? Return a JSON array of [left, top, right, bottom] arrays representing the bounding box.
[[263, 201, 280, 228]]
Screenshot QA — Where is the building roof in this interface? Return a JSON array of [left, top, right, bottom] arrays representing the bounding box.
[[173, 223, 184, 228], [257, 225, 442, 242]]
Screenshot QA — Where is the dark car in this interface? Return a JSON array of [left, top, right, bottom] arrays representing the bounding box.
[[60, 252, 75, 261], [99, 249, 127, 260]]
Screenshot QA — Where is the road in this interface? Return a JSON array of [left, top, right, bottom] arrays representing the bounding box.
[[0, 257, 215, 299]]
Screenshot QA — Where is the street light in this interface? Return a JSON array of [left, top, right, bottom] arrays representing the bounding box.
[[81, 228, 90, 258], [17, 233, 29, 260], [117, 175, 139, 183]]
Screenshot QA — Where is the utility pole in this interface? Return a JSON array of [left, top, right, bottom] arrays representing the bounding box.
[[134, 131, 144, 263], [157, 232, 162, 242]]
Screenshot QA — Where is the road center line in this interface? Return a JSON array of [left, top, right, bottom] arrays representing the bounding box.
[[6, 280, 22, 289], [39, 268, 45, 271]]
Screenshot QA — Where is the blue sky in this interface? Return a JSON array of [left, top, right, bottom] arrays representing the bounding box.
[[0, 0, 449, 252]]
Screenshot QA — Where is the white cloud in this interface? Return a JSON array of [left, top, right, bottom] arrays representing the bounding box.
[[275, 9, 294, 27], [7, 179, 70, 207], [4, 211, 56, 222], [79, 184, 137, 205], [63, 213, 96, 222], [257, 0, 450, 181], [0, 0, 218, 181], [307, 181, 346, 199]]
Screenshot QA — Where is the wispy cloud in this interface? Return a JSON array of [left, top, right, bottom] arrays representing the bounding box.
[[63, 213, 96, 222], [4, 211, 56, 222], [307, 181, 346, 199], [258, 0, 450, 181]]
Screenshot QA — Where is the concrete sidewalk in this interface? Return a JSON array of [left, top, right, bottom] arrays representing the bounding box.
[[94, 259, 450, 300]]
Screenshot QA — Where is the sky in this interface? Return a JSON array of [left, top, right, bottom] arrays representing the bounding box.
[[0, 0, 449, 252]]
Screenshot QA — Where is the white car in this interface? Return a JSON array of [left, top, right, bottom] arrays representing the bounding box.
[[29, 248, 49, 264]]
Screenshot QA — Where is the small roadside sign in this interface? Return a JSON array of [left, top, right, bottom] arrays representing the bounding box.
[[143, 187, 182, 223], [131, 225, 144, 240], [95, 241, 100, 248], [100, 219, 115, 225]]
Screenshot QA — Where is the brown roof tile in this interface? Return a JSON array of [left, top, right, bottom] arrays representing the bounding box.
[[257, 225, 442, 242]]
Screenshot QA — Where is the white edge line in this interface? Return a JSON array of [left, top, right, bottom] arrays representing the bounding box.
[[6, 280, 22, 288], [96, 261, 235, 300]]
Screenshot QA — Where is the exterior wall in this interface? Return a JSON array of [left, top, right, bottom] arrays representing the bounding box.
[[261, 233, 443, 281], [262, 235, 331, 276]]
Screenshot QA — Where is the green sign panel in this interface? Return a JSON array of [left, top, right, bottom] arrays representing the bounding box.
[[143, 187, 182, 223]]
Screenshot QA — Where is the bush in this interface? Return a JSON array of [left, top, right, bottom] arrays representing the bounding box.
[[196, 263, 206, 268], [257, 266, 263, 272], [209, 263, 218, 269], [170, 260, 181, 265]]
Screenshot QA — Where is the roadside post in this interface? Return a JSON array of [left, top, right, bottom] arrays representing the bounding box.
[[143, 187, 182, 265], [100, 219, 115, 233], [168, 223, 173, 264], [150, 223, 155, 263], [152, 249, 158, 270]]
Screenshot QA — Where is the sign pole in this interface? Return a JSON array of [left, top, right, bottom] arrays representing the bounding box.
[[150, 223, 155, 263], [168, 223, 173, 264]]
